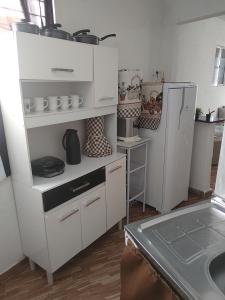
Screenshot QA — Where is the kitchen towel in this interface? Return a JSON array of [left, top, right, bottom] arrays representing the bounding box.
[[138, 82, 163, 130]]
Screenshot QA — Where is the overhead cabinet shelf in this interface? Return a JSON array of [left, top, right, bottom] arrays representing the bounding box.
[[24, 106, 116, 128]]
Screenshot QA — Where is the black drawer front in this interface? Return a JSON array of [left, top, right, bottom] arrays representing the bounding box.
[[42, 167, 105, 212]]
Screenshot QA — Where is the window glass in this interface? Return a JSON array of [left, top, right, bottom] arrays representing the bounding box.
[[0, 0, 46, 31]]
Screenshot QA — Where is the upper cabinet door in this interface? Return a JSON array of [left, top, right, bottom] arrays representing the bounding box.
[[94, 46, 118, 107], [16, 33, 93, 81]]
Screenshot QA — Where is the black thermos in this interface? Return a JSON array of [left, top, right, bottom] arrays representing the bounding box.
[[62, 129, 81, 165]]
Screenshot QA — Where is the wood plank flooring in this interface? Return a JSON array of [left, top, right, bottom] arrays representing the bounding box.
[[0, 178, 215, 300]]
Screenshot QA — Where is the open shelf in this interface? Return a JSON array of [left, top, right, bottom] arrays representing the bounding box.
[[32, 152, 126, 192], [130, 161, 146, 173], [25, 106, 116, 128], [129, 190, 145, 202]]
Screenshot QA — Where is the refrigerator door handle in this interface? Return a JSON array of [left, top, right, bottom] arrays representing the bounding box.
[[178, 88, 185, 129]]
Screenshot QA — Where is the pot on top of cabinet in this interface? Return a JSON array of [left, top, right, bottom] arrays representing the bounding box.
[[72, 29, 116, 45], [62, 129, 81, 165], [40, 23, 71, 40], [11, 19, 40, 34]]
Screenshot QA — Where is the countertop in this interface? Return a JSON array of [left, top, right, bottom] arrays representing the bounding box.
[[196, 117, 225, 124], [32, 152, 126, 192]]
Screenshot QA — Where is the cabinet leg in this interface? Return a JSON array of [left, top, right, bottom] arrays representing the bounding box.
[[46, 272, 54, 285], [29, 258, 36, 271], [118, 220, 123, 230]]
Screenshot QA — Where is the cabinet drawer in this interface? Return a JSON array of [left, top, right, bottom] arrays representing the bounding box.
[[94, 46, 118, 107], [81, 185, 106, 248], [45, 199, 82, 272], [16, 33, 93, 81], [42, 167, 105, 212], [106, 158, 126, 229]]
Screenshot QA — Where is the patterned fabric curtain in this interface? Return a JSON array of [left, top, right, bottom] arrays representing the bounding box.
[[0, 0, 46, 31], [0, 105, 10, 177]]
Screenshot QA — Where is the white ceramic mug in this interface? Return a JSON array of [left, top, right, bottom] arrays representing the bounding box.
[[24, 98, 34, 114], [70, 95, 84, 109], [34, 97, 48, 112], [60, 96, 72, 110], [48, 96, 62, 111]]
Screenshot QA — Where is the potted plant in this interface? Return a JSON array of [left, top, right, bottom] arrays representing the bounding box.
[[206, 109, 215, 122], [195, 107, 203, 120]]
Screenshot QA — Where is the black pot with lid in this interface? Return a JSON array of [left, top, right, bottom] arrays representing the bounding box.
[[12, 0, 39, 34], [11, 19, 40, 34], [40, 23, 71, 40]]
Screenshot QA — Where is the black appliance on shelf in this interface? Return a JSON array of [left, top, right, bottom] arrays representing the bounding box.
[[31, 156, 65, 178], [62, 129, 81, 165]]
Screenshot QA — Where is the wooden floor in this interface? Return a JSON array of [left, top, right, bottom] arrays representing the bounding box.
[[0, 173, 216, 300]]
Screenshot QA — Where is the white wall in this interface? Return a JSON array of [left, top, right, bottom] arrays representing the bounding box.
[[174, 18, 225, 114], [0, 178, 23, 274], [54, 0, 164, 80], [161, 0, 225, 80]]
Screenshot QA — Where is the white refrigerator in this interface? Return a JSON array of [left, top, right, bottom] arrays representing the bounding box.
[[139, 82, 197, 213]]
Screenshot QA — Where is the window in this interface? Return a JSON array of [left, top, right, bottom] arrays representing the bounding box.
[[0, 0, 46, 31]]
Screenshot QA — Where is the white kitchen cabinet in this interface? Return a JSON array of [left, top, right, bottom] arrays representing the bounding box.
[[81, 185, 106, 248], [94, 46, 118, 107], [106, 157, 126, 230], [16, 32, 93, 81], [45, 199, 82, 272], [0, 31, 126, 284]]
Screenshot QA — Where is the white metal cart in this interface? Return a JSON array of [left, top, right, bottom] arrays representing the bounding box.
[[117, 137, 150, 223]]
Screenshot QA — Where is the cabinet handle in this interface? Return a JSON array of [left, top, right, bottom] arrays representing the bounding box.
[[51, 68, 74, 73], [59, 208, 79, 222], [109, 165, 122, 174], [86, 197, 101, 207], [99, 97, 114, 101], [70, 182, 90, 193]]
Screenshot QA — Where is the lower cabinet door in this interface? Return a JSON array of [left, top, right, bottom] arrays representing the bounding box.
[[81, 185, 106, 249], [45, 200, 82, 272], [106, 158, 126, 230]]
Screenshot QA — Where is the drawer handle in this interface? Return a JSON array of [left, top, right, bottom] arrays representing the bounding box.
[[51, 68, 74, 73], [86, 197, 101, 207], [59, 208, 79, 222], [70, 182, 90, 193], [109, 165, 122, 174], [99, 97, 114, 101]]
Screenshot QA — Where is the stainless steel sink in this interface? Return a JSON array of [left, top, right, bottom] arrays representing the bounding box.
[[209, 252, 225, 296], [125, 197, 225, 300]]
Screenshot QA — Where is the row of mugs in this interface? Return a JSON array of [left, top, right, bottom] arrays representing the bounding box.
[[24, 95, 84, 114]]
